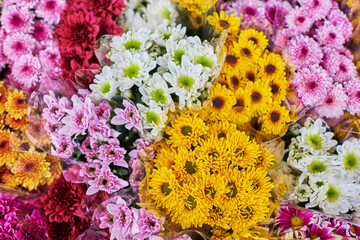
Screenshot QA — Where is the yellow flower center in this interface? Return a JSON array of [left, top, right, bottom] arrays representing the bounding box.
[[290, 216, 303, 227]]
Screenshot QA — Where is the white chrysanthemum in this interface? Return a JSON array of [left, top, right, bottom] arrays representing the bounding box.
[[157, 38, 192, 69], [123, 0, 143, 10], [336, 138, 360, 180], [289, 184, 313, 202], [153, 21, 186, 47], [144, 0, 179, 30], [137, 102, 168, 138], [113, 51, 156, 91], [90, 66, 119, 100], [139, 73, 175, 111], [163, 56, 208, 109], [122, 9, 147, 32], [297, 118, 337, 155], [107, 28, 153, 61]]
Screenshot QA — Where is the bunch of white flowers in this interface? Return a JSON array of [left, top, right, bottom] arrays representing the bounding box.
[[287, 118, 360, 216]]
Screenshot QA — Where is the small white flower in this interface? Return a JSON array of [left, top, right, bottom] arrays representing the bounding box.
[[90, 66, 119, 100], [336, 138, 360, 180], [137, 102, 168, 138], [297, 118, 337, 155], [289, 184, 313, 202], [157, 38, 192, 70], [153, 21, 186, 47], [139, 73, 175, 111], [113, 51, 156, 91], [144, 0, 179, 30], [122, 9, 147, 32]]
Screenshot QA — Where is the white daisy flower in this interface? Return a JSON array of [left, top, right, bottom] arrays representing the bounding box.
[[157, 38, 192, 69], [114, 51, 156, 91], [90, 66, 119, 100], [297, 118, 337, 155], [144, 0, 179, 31], [153, 21, 186, 47], [123, 0, 143, 10], [289, 184, 313, 202], [122, 9, 147, 32], [163, 56, 208, 109], [139, 73, 175, 111], [137, 102, 168, 138], [336, 138, 360, 180]]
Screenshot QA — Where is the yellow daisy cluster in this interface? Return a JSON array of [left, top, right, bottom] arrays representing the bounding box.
[[0, 82, 61, 191], [145, 110, 274, 236], [206, 17, 292, 136], [172, 0, 218, 15]]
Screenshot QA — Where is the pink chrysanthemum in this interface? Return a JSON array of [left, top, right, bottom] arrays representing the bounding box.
[[285, 7, 314, 34], [315, 21, 345, 49], [328, 9, 353, 41], [292, 64, 333, 106], [265, 0, 292, 27], [31, 20, 52, 42], [334, 55, 358, 83], [0, 42, 8, 69], [227, 0, 265, 22], [4, 0, 39, 8], [3, 33, 35, 61], [316, 84, 349, 118], [275, 207, 313, 231], [298, 0, 332, 20], [288, 35, 323, 69], [133, 208, 161, 239], [321, 47, 339, 76], [12, 54, 41, 87], [95, 101, 111, 121], [39, 45, 61, 74], [35, 0, 66, 25], [98, 143, 128, 168], [305, 224, 335, 240], [79, 161, 101, 179], [337, 46, 353, 60], [0, 5, 34, 33], [51, 134, 76, 158], [345, 79, 360, 115]]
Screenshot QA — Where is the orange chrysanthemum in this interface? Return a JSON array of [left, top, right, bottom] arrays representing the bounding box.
[[5, 115, 28, 131], [5, 89, 28, 119], [0, 129, 22, 167]]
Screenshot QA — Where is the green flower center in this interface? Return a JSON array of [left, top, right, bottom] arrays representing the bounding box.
[[306, 134, 322, 150], [161, 7, 172, 20], [124, 39, 141, 50], [195, 55, 213, 68], [102, 178, 108, 185], [101, 81, 111, 94], [178, 75, 195, 91], [185, 195, 197, 210], [308, 160, 326, 174], [125, 64, 140, 78], [325, 184, 341, 202], [152, 88, 167, 103], [343, 152, 359, 171], [309, 233, 318, 239], [290, 216, 303, 227], [161, 182, 172, 195], [181, 126, 193, 136], [315, 181, 324, 188], [299, 189, 306, 195], [87, 167, 96, 173], [146, 111, 160, 125], [163, 33, 171, 40], [185, 161, 196, 174], [174, 49, 185, 65]]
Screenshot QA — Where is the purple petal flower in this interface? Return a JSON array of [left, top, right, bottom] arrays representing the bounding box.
[[288, 35, 323, 69]]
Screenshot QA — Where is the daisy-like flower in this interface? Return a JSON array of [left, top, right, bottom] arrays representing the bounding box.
[[304, 224, 335, 240], [35, 0, 65, 24], [336, 138, 360, 180], [87, 166, 129, 195], [10, 148, 51, 191], [265, 0, 292, 27], [133, 208, 162, 240], [152, 21, 186, 47], [275, 207, 313, 230], [285, 7, 314, 34], [113, 51, 156, 91], [288, 35, 323, 69], [269, 76, 288, 104], [328, 8, 353, 41], [163, 56, 208, 109], [230, 87, 252, 125], [144, 0, 179, 30], [238, 28, 268, 52], [4, 89, 28, 120], [0, 5, 34, 33], [157, 37, 192, 68], [139, 73, 174, 111], [289, 184, 313, 202], [316, 84, 348, 118], [260, 52, 286, 81], [111, 99, 142, 132], [3, 33, 34, 61], [298, 0, 332, 20], [261, 105, 290, 136], [51, 134, 76, 158], [297, 118, 337, 155], [12, 54, 41, 88], [98, 142, 128, 168], [234, 39, 262, 62], [0, 130, 22, 168], [227, 0, 265, 24], [38, 44, 62, 75], [315, 21, 345, 49], [345, 79, 360, 115], [137, 102, 168, 137], [90, 66, 119, 100], [292, 65, 332, 106], [207, 11, 240, 34], [208, 83, 236, 119], [334, 55, 358, 83], [247, 81, 272, 117]]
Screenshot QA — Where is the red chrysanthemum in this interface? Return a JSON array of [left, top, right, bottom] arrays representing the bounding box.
[[41, 175, 87, 223], [47, 220, 72, 240], [70, 217, 91, 240]]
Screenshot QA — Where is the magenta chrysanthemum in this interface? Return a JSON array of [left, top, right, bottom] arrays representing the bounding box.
[[0, 5, 34, 33], [315, 21, 345, 49], [35, 0, 66, 25], [298, 0, 332, 20], [275, 207, 313, 230], [305, 224, 335, 240], [265, 0, 292, 27], [316, 84, 349, 118], [334, 55, 358, 83], [328, 8, 353, 41], [3, 33, 35, 61], [285, 7, 314, 34], [0, 42, 8, 69], [292, 64, 332, 106], [345, 79, 360, 115], [38, 45, 62, 75], [12, 54, 41, 87], [31, 20, 52, 42], [227, 0, 265, 22], [4, 0, 39, 8], [288, 35, 323, 69]]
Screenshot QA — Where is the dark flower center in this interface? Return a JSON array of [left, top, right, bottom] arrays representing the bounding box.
[[0, 141, 7, 149], [218, 132, 226, 139], [225, 55, 237, 65], [25, 163, 33, 171], [271, 84, 279, 94], [11, 14, 22, 27], [219, 20, 230, 29], [249, 37, 258, 44], [325, 98, 333, 104], [270, 111, 280, 122], [17, 99, 24, 105], [308, 81, 317, 89], [297, 16, 305, 23], [185, 161, 196, 174], [243, 48, 251, 56], [181, 126, 193, 136], [22, 65, 30, 73], [240, 206, 253, 219], [301, 47, 308, 56], [231, 76, 239, 86], [245, 7, 256, 16], [227, 183, 237, 198], [212, 97, 225, 109], [46, 1, 56, 10], [234, 99, 244, 108], [266, 64, 276, 74], [246, 72, 255, 81], [161, 183, 172, 195], [102, 178, 108, 185], [357, 91, 360, 98], [329, 32, 336, 39], [149, 221, 155, 227], [251, 92, 262, 102], [185, 195, 197, 210], [339, 64, 347, 72], [14, 42, 23, 51]]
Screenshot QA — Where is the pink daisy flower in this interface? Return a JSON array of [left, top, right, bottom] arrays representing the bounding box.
[[79, 136, 100, 157], [305, 224, 335, 240], [133, 208, 161, 239], [87, 166, 129, 195], [285, 7, 315, 34], [79, 161, 102, 179], [345, 79, 360, 115], [334, 55, 358, 83], [3, 33, 35, 61], [111, 99, 142, 132], [316, 84, 349, 119], [288, 35, 323, 69], [337, 46, 353, 60], [95, 101, 111, 121], [315, 21, 345, 49], [35, 0, 66, 25], [298, 0, 332, 20], [0, 5, 34, 33], [328, 9, 353, 41], [12, 54, 41, 87], [51, 134, 76, 158], [275, 207, 313, 231], [292, 64, 333, 106], [31, 20, 52, 42], [98, 143, 128, 168]]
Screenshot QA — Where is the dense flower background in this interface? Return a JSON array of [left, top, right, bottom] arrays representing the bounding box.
[[1, 0, 360, 239]]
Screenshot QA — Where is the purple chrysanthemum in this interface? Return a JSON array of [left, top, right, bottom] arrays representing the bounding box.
[[275, 207, 313, 231], [288, 35, 323, 69], [15, 210, 48, 240], [285, 7, 314, 34], [0, 194, 21, 220], [0, 5, 34, 33], [316, 84, 348, 118], [265, 0, 292, 28], [345, 79, 360, 115], [12, 54, 41, 87], [329, 218, 360, 238], [3, 33, 35, 61], [328, 8, 353, 41], [227, 0, 265, 23], [305, 224, 335, 240], [298, 0, 332, 20], [35, 0, 66, 25], [315, 21, 345, 49], [292, 64, 333, 106]]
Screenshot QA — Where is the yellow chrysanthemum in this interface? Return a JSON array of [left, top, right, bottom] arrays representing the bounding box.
[[242, 167, 274, 198], [165, 112, 208, 148], [206, 120, 237, 140], [154, 145, 177, 169], [207, 11, 240, 34], [149, 167, 179, 212], [222, 44, 241, 75], [4, 89, 28, 119], [259, 52, 286, 81], [173, 0, 217, 14], [227, 131, 261, 168], [10, 148, 51, 191], [170, 183, 209, 229], [198, 173, 227, 207], [247, 81, 272, 116], [257, 145, 275, 169], [225, 71, 247, 92], [208, 206, 233, 231], [0, 168, 19, 187], [195, 137, 232, 172], [5, 115, 28, 131], [0, 129, 22, 168], [208, 83, 236, 119], [260, 105, 291, 136], [44, 155, 62, 185], [234, 40, 262, 62], [238, 29, 268, 52], [238, 61, 264, 84], [172, 147, 207, 184], [269, 75, 288, 104], [0, 82, 7, 113], [229, 87, 252, 125]]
